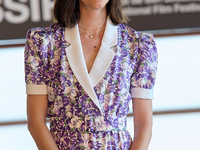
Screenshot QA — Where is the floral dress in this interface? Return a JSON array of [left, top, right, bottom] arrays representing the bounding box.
[[24, 18, 158, 150]]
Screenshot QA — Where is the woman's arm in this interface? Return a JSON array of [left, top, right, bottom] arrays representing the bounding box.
[[27, 95, 59, 150], [130, 98, 153, 150]]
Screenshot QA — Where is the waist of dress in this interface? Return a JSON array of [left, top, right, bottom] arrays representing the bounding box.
[[50, 115, 127, 133]]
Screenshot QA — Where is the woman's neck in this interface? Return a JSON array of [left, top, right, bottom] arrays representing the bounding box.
[[78, 3, 107, 31]]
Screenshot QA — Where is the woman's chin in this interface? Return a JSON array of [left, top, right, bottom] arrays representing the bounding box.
[[80, 0, 109, 11]]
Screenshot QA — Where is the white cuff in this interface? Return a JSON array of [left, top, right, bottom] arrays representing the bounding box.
[[26, 84, 48, 95], [131, 88, 154, 99]]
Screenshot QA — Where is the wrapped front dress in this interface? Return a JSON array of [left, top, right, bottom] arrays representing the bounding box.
[[24, 18, 158, 150]]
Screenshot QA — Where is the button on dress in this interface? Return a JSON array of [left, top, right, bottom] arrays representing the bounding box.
[[24, 18, 158, 150]]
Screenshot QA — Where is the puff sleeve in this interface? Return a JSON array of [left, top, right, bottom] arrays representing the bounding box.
[[24, 28, 48, 95], [130, 33, 158, 99]]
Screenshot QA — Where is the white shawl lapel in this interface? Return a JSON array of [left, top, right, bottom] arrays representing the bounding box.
[[64, 18, 118, 115], [89, 18, 118, 86]]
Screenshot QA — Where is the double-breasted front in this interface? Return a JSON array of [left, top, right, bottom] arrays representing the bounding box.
[[24, 18, 158, 150]]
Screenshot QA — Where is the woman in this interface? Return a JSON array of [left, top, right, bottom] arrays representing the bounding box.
[[25, 0, 158, 149]]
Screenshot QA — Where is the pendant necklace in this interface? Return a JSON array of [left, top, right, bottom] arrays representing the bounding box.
[[89, 34, 93, 38], [78, 22, 106, 38], [79, 26, 105, 38]]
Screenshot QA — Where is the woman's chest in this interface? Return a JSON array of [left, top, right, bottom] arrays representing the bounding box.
[[80, 33, 104, 73], [46, 46, 134, 116], [48, 47, 134, 92]]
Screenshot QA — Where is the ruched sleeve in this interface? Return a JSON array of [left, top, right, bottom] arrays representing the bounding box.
[[24, 28, 48, 95], [130, 33, 158, 99]]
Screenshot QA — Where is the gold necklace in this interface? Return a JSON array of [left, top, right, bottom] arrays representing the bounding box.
[[79, 26, 105, 38], [78, 20, 106, 38]]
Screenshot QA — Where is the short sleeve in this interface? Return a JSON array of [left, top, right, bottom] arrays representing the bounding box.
[[130, 33, 158, 99], [24, 29, 48, 95]]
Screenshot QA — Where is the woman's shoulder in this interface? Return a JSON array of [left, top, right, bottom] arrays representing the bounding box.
[[26, 23, 63, 40], [117, 23, 155, 42], [117, 24, 157, 56]]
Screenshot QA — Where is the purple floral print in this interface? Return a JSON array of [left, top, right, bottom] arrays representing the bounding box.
[[24, 22, 158, 150]]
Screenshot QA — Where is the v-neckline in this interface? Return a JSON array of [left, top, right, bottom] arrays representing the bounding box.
[[62, 18, 118, 115], [63, 18, 118, 86], [79, 36, 103, 74]]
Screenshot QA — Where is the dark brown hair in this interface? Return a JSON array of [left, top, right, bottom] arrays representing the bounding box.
[[53, 0, 129, 27]]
